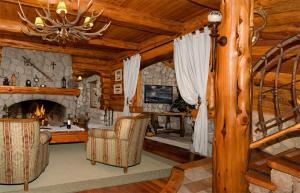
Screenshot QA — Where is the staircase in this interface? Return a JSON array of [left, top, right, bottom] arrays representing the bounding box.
[[246, 148, 300, 193]]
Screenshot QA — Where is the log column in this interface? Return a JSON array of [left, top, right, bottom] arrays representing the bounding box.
[[213, 0, 252, 192]]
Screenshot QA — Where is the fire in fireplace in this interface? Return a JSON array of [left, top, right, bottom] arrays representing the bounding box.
[[8, 100, 66, 125], [32, 104, 48, 126]]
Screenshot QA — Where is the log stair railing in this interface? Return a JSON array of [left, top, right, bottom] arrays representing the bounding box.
[[247, 34, 300, 192]]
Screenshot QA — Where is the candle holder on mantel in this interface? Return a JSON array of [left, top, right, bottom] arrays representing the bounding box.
[[61, 76, 66, 88]]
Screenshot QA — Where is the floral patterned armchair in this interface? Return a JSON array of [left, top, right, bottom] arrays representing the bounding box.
[[86, 114, 150, 173], [0, 119, 51, 191]]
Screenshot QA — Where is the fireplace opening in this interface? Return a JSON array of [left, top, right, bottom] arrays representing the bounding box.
[[8, 100, 66, 125]]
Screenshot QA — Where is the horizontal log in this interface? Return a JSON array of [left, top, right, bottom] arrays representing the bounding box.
[[2, 0, 183, 35], [188, 0, 220, 9], [141, 42, 173, 69], [182, 10, 209, 33], [256, 11, 300, 27], [254, 0, 300, 15], [0, 38, 117, 59], [250, 123, 300, 149], [72, 57, 114, 65], [0, 86, 80, 96], [262, 23, 300, 34], [88, 38, 139, 50], [0, 19, 139, 51]]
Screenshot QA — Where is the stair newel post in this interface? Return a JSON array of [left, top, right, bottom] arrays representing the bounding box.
[[212, 0, 252, 192]]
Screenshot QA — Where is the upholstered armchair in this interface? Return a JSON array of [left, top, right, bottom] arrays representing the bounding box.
[[0, 119, 51, 191], [86, 114, 150, 173]]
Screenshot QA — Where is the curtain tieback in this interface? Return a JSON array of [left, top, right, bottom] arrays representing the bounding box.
[[126, 98, 132, 105], [196, 96, 207, 109]]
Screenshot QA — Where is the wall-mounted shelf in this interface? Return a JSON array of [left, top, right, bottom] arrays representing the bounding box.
[[0, 86, 80, 96]]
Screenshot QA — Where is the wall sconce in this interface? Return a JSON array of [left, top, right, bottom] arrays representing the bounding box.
[[208, 11, 227, 72], [77, 75, 83, 81]]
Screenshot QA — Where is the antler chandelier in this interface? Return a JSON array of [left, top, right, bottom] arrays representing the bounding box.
[[18, 0, 111, 44]]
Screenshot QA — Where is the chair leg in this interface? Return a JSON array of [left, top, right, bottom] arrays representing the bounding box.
[[24, 182, 28, 191], [91, 160, 96, 165], [123, 167, 128, 173]]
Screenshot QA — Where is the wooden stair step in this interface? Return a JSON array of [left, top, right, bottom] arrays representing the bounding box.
[[249, 149, 273, 175], [281, 148, 300, 164], [246, 148, 300, 191], [245, 170, 277, 191], [266, 148, 300, 178]]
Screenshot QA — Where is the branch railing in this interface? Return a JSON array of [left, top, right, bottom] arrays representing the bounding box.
[[250, 34, 300, 149]]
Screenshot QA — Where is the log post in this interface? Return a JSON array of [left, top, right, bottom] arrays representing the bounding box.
[[212, 0, 252, 192]]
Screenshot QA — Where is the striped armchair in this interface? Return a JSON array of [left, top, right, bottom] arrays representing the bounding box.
[[86, 114, 150, 173], [0, 119, 51, 191]]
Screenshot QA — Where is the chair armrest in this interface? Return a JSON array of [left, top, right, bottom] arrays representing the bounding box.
[[40, 131, 52, 144], [89, 128, 115, 139]]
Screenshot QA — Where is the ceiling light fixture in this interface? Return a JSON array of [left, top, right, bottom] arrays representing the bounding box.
[[18, 0, 111, 44]]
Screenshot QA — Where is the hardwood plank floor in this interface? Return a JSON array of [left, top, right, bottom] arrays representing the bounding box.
[[77, 138, 203, 193], [79, 178, 169, 193], [143, 138, 203, 163]]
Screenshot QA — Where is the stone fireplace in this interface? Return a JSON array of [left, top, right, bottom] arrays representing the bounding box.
[[8, 99, 66, 125], [0, 47, 106, 127], [0, 93, 77, 123]]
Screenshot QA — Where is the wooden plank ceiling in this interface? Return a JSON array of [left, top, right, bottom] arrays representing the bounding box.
[[0, 0, 299, 76], [0, 0, 214, 76]]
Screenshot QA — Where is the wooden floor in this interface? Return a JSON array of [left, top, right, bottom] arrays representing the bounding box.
[[77, 138, 202, 193]]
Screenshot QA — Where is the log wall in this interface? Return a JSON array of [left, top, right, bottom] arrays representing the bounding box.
[[252, 0, 300, 63]]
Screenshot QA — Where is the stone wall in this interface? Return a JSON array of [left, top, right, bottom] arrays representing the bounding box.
[[141, 62, 195, 134], [77, 75, 105, 124], [252, 111, 300, 155], [0, 47, 104, 123], [141, 62, 178, 112], [1, 47, 72, 87]]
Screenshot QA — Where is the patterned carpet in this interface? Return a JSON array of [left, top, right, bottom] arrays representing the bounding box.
[[145, 132, 193, 150]]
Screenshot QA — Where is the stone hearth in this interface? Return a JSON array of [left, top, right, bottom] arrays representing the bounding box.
[[8, 99, 66, 124], [0, 93, 77, 120]]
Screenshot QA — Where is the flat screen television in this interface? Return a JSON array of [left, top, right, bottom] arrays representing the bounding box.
[[144, 85, 173, 104]]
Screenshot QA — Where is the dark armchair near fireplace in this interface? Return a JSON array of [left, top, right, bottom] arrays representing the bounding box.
[[0, 118, 51, 191]]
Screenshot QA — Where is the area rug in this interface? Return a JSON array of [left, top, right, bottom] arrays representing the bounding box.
[[0, 143, 177, 193], [145, 133, 192, 150]]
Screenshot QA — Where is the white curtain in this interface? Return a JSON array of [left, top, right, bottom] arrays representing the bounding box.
[[123, 54, 141, 115], [174, 27, 211, 156]]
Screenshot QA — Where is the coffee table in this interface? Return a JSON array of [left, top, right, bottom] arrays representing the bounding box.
[[50, 130, 88, 144]]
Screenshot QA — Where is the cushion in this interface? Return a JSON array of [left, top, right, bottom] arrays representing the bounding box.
[[89, 128, 115, 139], [40, 131, 52, 144]]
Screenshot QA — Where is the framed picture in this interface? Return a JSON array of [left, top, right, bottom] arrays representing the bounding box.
[[114, 83, 122, 94], [115, 69, 122, 81], [144, 85, 173, 104]]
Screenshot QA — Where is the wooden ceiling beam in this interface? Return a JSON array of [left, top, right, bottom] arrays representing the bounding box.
[[0, 19, 139, 50], [113, 41, 173, 71], [72, 56, 115, 65], [3, 0, 183, 35], [0, 38, 117, 59], [88, 38, 139, 50], [73, 63, 112, 72], [188, 0, 220, 10], [115, 11, 210, 66], [183, 10, 209, 33]]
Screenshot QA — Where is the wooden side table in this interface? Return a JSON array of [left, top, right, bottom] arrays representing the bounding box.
[[148, 112, 186, 137], [50, 130, 88, 144]]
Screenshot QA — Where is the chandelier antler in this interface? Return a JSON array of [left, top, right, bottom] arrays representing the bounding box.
[[18, 0, 111, 44]]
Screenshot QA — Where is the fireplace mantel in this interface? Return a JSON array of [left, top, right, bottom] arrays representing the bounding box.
[[0, 86, 80, 96]]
